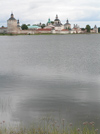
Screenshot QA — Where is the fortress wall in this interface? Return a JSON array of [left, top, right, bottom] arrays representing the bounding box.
[[34, 30, 51, 34], [0, 28, 7, 33], [19, 30, 34, 34]]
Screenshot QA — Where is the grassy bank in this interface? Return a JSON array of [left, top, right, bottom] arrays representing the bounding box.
[[0, 33, 99, 36], [0, 119, 99, 134]]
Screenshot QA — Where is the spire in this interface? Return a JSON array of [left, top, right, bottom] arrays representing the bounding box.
[[67, 19, 69, 23], [56, 14, 58, 19], [11, 12, 14, 18]]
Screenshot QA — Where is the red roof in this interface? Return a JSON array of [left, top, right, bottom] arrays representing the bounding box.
[[0, 27, 7, 29], [61, 29, 69, 31], [36, 28, 51, 31]]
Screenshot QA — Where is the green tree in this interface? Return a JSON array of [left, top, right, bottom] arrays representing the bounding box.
[[81, 28, 85, 31], [21, 24, 28, 30], [27, 24, 30, 26], [51, 21, 54, 25], [98, 27, 100, 33], [85, 25, 91, 33], [41, 24, 45, 29], [68, 27, 71, 30]]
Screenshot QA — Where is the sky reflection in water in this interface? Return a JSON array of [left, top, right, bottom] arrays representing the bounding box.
[[0, 35, 100, 127]]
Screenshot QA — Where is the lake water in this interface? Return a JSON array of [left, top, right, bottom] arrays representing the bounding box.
[[0, 34, 100, 127]]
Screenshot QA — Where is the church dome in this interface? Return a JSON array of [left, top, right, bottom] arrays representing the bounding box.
[[8, 13, 16, 20], [54, 14, 60, 21], [48, 18, 51, 23], [54, 18, 59, 21], [64, 19, 70, 25]]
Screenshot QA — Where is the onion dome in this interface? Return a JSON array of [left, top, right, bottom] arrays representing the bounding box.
[[48, 18, 51, 23]]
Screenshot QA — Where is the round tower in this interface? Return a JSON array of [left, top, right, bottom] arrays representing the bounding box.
[[7, 13, 19, 34]]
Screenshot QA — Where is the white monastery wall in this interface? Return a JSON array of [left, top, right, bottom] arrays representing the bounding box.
[[0, 28, 7, 33]]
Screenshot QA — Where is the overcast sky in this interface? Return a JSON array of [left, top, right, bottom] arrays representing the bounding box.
[[0, 0, 100, 27]]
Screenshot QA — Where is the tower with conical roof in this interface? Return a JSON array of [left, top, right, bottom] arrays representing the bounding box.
[[7, 13, 20, 33], [93, 25, 98, 33]]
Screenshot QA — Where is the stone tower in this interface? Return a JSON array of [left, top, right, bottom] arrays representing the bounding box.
[[7, 13, 20, 34], [93, 25, 98, 33]]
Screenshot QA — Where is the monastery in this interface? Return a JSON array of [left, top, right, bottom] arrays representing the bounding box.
[[0, 13, 98, 34]]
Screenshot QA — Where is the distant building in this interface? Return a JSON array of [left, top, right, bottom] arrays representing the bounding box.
[[53, 15, 64, 31], [90, 25, 98, 33], [7, 13, 21, 34], [72, 24, 82, 33], [0, 13, 99, 34], [27, 25, 41, 29], [0, 27, 7, 33], [47, 18, 51, 26], [44, 18, 54, 29], [54, 15, 62, 26], [64, 19, 71, 29], [93, 25, 98, 33]]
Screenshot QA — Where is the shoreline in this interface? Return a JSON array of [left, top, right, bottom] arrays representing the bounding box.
[[0, 33, 99, 36]]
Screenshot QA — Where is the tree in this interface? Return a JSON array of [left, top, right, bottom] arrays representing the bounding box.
[[85, 25, 91, 33], [81, 28, 85, 31], [68, 27, 71, 30], [51, 21, 54, 25], [41, 24, 45, 29], [27, 24, 30, 26], [98, 27, 100, 33], [21, 24, 28, 30]]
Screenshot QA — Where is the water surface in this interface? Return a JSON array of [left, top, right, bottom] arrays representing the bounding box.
[[0, 34, 100, 126]]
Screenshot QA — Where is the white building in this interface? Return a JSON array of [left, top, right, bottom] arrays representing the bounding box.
[[0, 13, 99, 34], [64, 19, 71, 29], [93, 25, 98, 33], [53, 15, 64, 31]]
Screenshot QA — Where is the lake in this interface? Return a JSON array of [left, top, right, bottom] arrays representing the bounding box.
[[0, 34, 100, 127]]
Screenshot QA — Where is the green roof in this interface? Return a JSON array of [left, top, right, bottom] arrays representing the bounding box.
[[48, 18, 51, 23], [28, 25, 41, 29]]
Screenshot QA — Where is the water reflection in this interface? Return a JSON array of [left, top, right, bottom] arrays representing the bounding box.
[[0, 74, 100, 126]]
